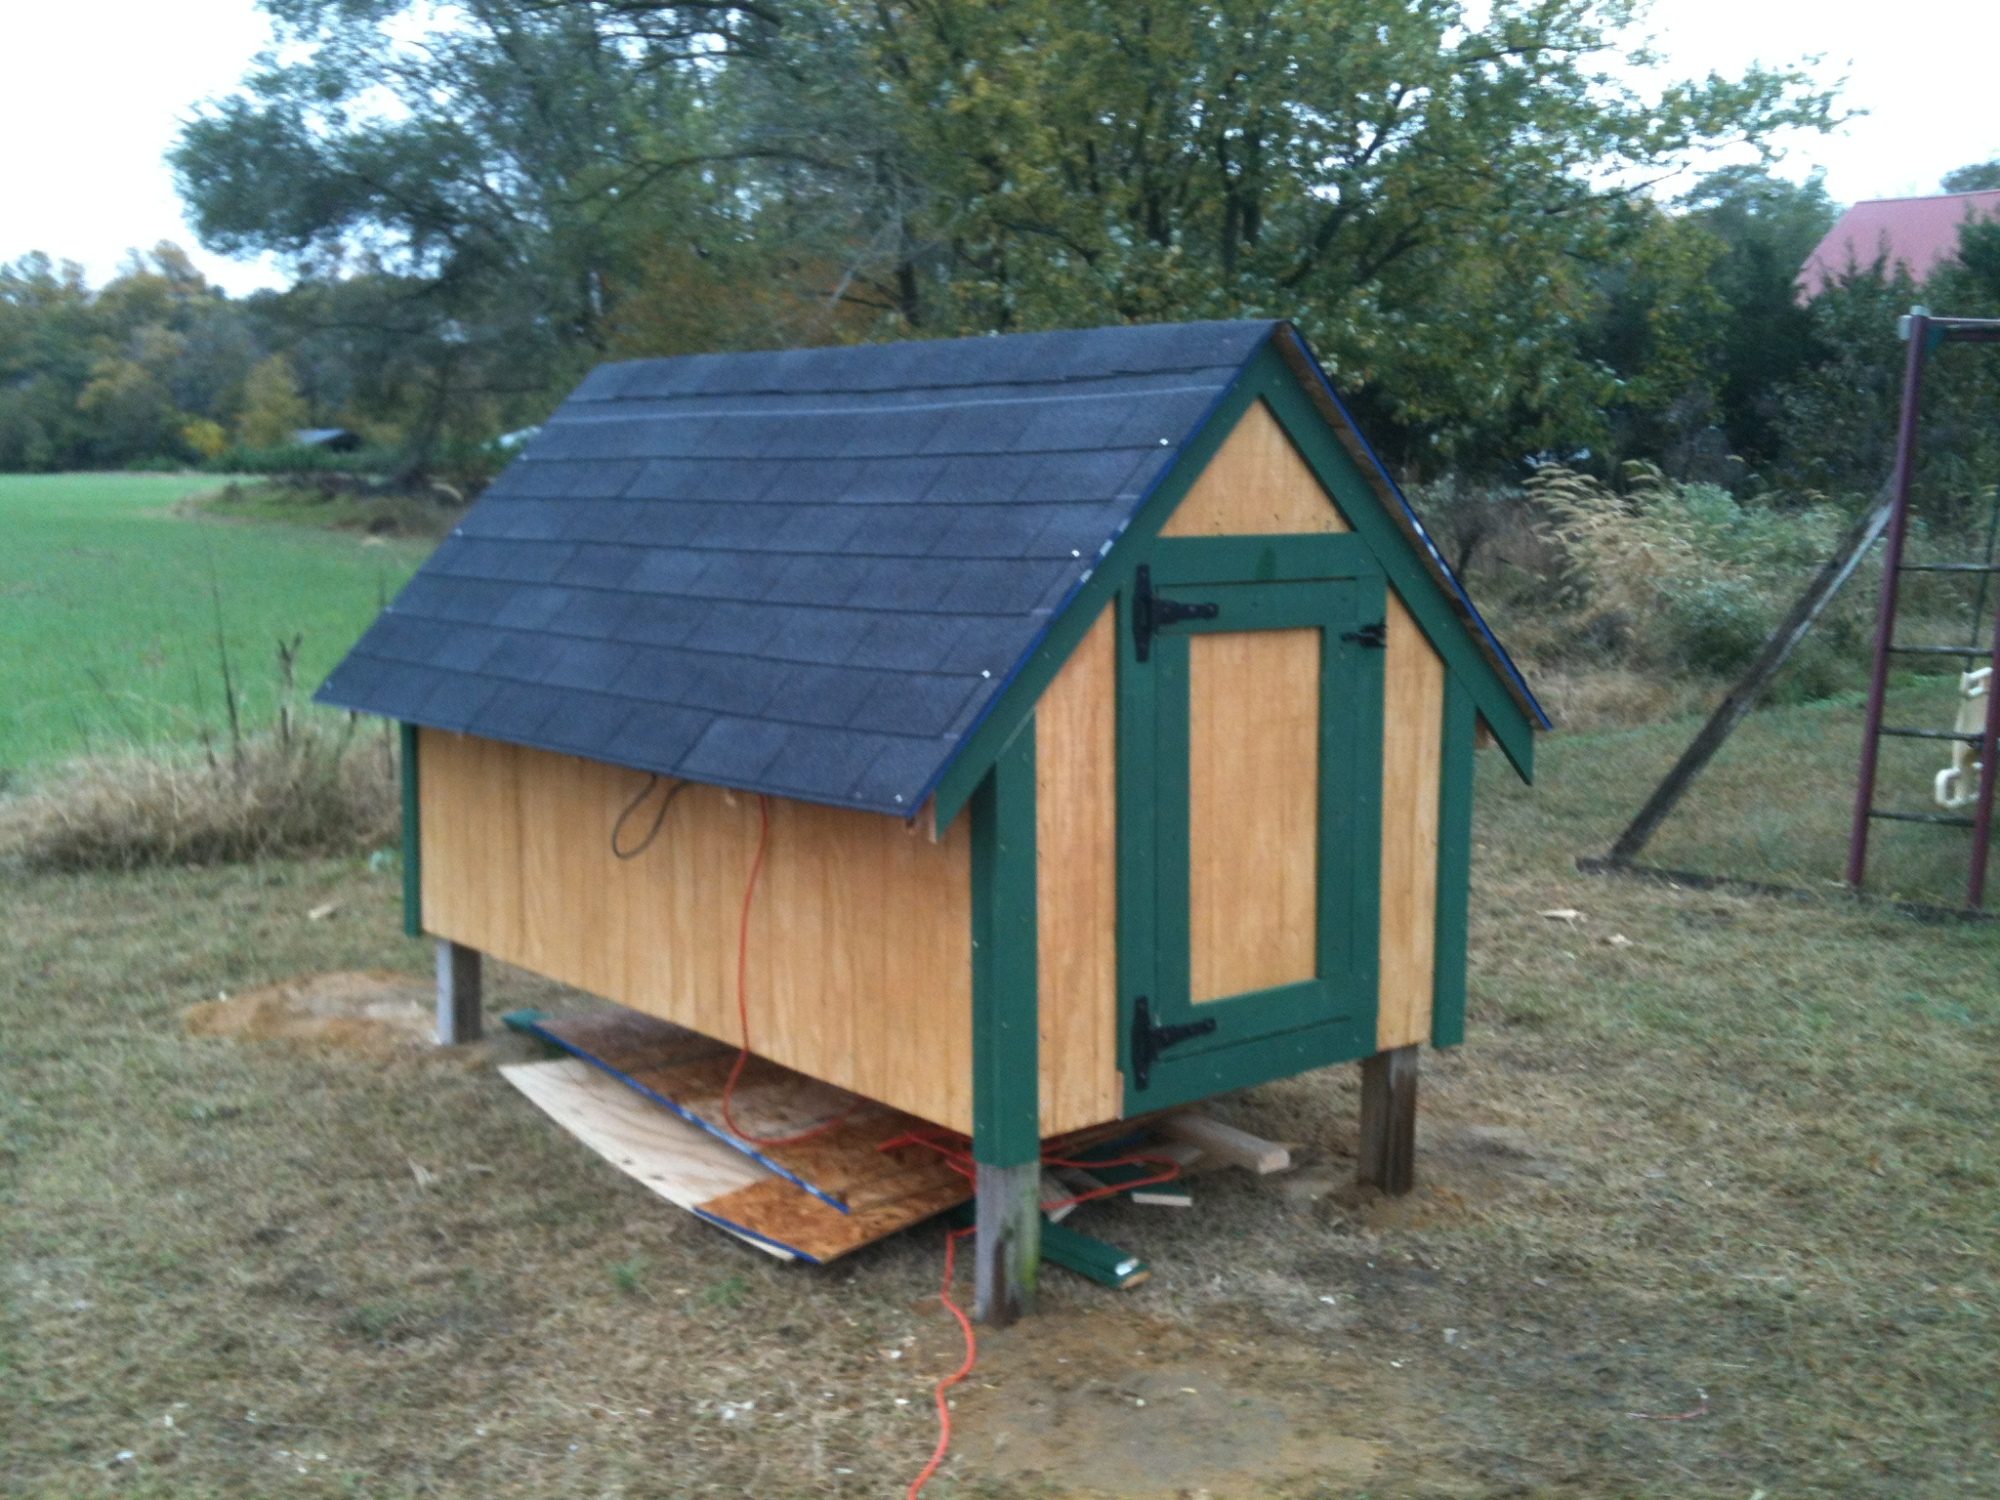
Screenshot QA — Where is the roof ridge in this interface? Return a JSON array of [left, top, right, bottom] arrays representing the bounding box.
[[1840, 188, 2000, 207]]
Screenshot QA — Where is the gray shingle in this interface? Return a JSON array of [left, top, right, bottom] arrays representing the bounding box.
[[319, 320, 1285, 814]]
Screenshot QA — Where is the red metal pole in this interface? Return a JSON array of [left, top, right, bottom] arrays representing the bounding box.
[[1966, 606, 2000, 908], [1846, 311, 1932, 889]]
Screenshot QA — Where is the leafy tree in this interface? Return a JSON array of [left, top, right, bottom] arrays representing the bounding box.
[[1941, 161, 2000, 193], [182, 417, 229, 460], [1678, 166, 1837, 471], [237, 353, 310, 448], [173, 0, 1834, 475]]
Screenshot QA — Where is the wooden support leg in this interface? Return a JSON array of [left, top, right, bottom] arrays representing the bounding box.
[[973, 1160, 1041, 1327], [1358, 1045, 1419, 1195], [435, 939, 483, 1045]]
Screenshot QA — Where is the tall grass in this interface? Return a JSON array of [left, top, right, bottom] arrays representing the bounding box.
[[0, 636, 396, 872]]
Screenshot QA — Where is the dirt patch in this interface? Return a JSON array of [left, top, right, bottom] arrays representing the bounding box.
[[183, 969, 433, 1053], [956, 1306, 1404, 1498]]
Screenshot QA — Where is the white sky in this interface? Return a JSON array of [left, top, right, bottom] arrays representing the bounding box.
[[3, 0, 1998, 297]]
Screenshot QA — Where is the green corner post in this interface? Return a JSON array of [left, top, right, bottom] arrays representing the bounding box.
[[399, 721, 422, 937], [1430, 679, 1477, 1050], [969, 720, 1041, 1325]]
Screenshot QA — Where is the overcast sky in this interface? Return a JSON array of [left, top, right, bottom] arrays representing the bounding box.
[[4, 0, 1997, 296]]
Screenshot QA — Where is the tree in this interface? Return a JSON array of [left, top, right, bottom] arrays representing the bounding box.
[[237, 353, 309, 448], [174, 0, 1836, 475], [1678, 166, 1837, 472], [1941, 161, 2000, 193]]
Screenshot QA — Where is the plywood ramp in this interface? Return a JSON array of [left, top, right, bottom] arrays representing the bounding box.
[[1161, 399, 1350, 538], [420, 731, 976, 1133], [1377, 594, 1445, 1049], [1186, 626, 1322, 1002], [1034, 607, 1123, 1135]]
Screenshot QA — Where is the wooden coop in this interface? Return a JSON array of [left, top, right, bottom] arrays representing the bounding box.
[[318, 319, 1546, 1321]]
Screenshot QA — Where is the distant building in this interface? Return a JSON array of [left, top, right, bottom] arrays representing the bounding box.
[[1797, 190, 2000, 300], [294, 427, 363, 452]]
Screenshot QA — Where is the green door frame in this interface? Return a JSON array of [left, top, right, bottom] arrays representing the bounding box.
[[1118, 534, 1386, 1113]]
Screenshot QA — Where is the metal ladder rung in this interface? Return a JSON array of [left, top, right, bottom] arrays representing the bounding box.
[[1868, 807, 1977, 828], [1885, 643, 1993, 657], [1879, 725, 1986, 743], [1899, 562, 2000, 573]]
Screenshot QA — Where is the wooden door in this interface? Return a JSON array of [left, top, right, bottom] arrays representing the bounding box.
[[1118, 535, 1384, 1111]]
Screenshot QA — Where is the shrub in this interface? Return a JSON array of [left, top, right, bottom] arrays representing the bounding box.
[[0, 636, 397, 872], [0, 718, 397, 872], [1528, 463, 1870, 687]]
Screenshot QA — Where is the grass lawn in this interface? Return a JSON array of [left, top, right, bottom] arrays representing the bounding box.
[[4, 707, 1996, 1497], [0, 473, 426, 772], [1596, 685, 1992, 910]]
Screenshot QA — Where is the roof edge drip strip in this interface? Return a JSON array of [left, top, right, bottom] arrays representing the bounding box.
[[1271, 327, 1552, 733], [910, 336, 1276, 829]]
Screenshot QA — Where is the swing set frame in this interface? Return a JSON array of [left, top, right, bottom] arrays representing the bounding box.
[[1587, 307, 2000, 914]]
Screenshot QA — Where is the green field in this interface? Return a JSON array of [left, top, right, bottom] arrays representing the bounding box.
[[0, 474, 426, 771]]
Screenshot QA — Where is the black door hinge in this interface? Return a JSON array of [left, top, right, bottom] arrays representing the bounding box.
[[1132, 564, 1220, 662], [1129, 994, 1218, 1091], [1341, 621, 1388, 648]]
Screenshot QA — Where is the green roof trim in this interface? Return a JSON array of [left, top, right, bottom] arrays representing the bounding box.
[[931, 335, 1538, 829]]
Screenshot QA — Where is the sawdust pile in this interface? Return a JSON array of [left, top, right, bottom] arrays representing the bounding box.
[[183, 971, 433, 1053]]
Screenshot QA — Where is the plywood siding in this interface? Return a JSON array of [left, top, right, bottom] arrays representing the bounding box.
[[1034, 607, 1123, 1134], [1186, 626, 1322, 1002], [1161, 399, 1350, 538], [419, 731, 976, 1133], [1377, 595, 1446, 1050]]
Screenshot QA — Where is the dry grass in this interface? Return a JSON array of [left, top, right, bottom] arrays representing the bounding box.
[[0, 719, 397, 872], [3, 704, 1997, 1498]]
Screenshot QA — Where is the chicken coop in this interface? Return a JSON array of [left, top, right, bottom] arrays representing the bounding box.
[[318, 318, 1546, 1320]]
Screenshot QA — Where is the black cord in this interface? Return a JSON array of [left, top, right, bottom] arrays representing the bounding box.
[[611, 774, 688, 860]]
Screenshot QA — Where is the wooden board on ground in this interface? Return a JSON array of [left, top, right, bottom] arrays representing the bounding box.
[[1160, 1111, 1293, 1174], [523, 1010, 969, 1217], [501, 1056, 975, 1263], [500, 1059, 792, 1260]]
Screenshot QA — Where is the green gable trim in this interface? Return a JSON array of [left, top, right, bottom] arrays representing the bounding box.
[[969, 721, 1040, 1167], [400, 721, 422, 939], [1430, 679, 1477, 1049], [930, 340, 1532, 830], [1254, 366, 1535, 782], [933, 356, 1268, 828]]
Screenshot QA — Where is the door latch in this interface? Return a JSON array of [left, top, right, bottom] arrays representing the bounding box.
[[1129, 995, 1218, 1091], [1132, 565, 1219, 662], [1340, 621, 1387, 648]]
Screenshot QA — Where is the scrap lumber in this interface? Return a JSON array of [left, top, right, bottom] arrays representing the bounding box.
[[1040, 1219, 1150, 1289], [1160, 1111, 1292, 1174], [501, 1056, 975, 1263], [499, 1059, 791, 1259], [516, 1009, 965, 1217], [1041, 1169, 1080, 1223]]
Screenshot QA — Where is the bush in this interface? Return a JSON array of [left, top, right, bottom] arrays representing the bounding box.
[[0, 718, 397, 872], [1666, 577, 1774, 676], [1529, 463, 1869, 689]]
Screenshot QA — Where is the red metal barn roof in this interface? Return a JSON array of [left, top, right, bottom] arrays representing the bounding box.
[[1797, 190, 2000, 299]]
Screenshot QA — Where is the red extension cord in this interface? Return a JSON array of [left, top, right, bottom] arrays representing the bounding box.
[[717, 789, 1183, 1494], [718, 794, 858, 1149]]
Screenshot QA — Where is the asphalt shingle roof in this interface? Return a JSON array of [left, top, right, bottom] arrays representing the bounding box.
[[317, 320, 1279, 814]]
